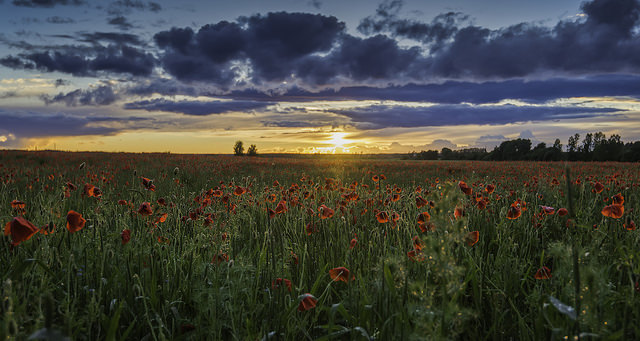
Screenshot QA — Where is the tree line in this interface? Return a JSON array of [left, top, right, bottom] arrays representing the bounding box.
[[407, 132, 640, 162]]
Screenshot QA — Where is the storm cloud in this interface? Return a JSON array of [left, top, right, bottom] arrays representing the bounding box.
[[124, 98, 273, 115]]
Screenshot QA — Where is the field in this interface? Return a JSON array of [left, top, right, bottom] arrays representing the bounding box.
[[1, 150, 639, 340]]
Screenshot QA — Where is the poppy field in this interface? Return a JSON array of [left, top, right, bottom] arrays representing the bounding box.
[[1, 150, 639, 340]]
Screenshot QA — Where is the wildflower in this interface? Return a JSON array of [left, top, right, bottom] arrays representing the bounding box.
[[329, 267, 354, 283], [272, 278, 292, 292], [66, 210, 86, 233], [298, 293, 317, 312], [557, 208, 569, 216], [318, 204, 334, 219], [601, 204, 624, 219], [458, 181, 472, 195], [121, 229, 131, 245], [4, 216, 39, 246], [138, 202, 153, 216], [376, 211, 389, 223], [534, 266, 552, 280], [464, 231, 479, 246]]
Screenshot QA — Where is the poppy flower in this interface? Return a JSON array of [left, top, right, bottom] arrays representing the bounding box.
[[211, 253, 229, 264], [329, 267, 354, 283], [297, 293, 317, 312], [318, 204, 334, 219], [458, 181, 472, 195], [557, 208, 569, 216], [10, 200, 26, 209], [485, 184, 495, 194], [417, 211, 430, 225], [412, 236, 424, 250], [39, 222, 55, 235], [157, 198, 167, 206], [275, 200, 287, 214], [121, 229, 131, 245], [534, 266, 552, 280], [601, 204, 624, 219], [454, 206, 464, 219], [372, 175, 379, 182], [464, 231, 479, 246], [350, 236, 357, 249], [507, 205, 521, 220], [272, 278, 292, 292], [376, 211, 389, 223], [212, 190, 223, 197], [138, 202, 153, 216], [155, 213, 168, 224], [593, 182, 605, 193], [540, 206, 555, 215], [624, 219, 636, 231], [66, 210, 86, 233], [234, 186, 246, 196], [612, 193, 624, 205], [415, 196, 428, 208], [117, 199, 128, 206], [141, 177, 155, 191], [4, 216, 39, 246], [267, 208, 276, 219]]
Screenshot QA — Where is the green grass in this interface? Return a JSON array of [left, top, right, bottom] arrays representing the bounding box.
[[1, 150, 639, 340]]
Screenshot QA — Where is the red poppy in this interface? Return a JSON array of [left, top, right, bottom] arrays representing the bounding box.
[[534, 266, 552, 280], [267, 208, 276, 219], [464, 231, 479, 246], [376, 211, 389, 223], [66, 210, 86, 233], [275, 200, 287, 214], [138, 202, 153, 216], [272, 278, 292, 292], [412, 236, 424, 250], [141, 177, 155, 191], [329, 267, 354, 283], [234, 186, 246, 196], [318, 204, 335, 219], [157, 198, 167, 206], [10, 200, 26, 209], [485, 184, 495, 194], [4, 216, 39, 246], [624, 219, 636, 231], [415, 196, 428, 208], [298, 293, 317, 312], [117, 199, 128, 206], [601, 204, 624, 219], [557, 208, 569, 216], [157, 236, 170, 244], [507, 205, 521, 220], [458, 181, 472, 195], [211, 253, 228, 264], [417, 211, 430, 225], [372, 175, 379, 182], [407, 249, 425, 262], [612, 193, 624, 205], [454, 206, 464, 219], [350, 237, 357, 249], [593, 182, 605, 193], [121, 229, 131, 245], [540, 206, 555, 215]]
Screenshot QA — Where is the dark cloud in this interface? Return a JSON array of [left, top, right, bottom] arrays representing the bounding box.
[[107, 16, 134, 30], [331, 104, 623, 128], [151, 0, 640, 88], [12, 0, 85, 7], [358, 0, 469, 49], [308, 0, 322, 9], [1, 44, 156, 77], [0, 109, 120, 138], [54, 79, 70, 87], [107, 0, 161, 15], [222, 75, 640, 104], [155, 12, 346, 85], [42, 85, 119, 106], [124, 99, 273, 115], [46, 16, 75, 24]]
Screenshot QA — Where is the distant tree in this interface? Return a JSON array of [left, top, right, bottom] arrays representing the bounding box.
[[552, 139, 563, 151], [247, 144, 258, 156], [567, 133, 580, 160], [233, 141, 244, 156]]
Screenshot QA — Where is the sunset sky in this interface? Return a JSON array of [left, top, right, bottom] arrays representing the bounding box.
[[1, 0, 639, 153]]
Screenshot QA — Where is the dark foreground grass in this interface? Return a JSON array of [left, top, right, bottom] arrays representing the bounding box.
[[1, 151, 639, 340]]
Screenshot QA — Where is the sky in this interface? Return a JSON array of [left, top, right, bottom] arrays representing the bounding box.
[[0, 0, 639, 154]]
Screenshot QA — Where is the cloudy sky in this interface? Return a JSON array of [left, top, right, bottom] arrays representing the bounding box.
[[1, 0, 639, 153]]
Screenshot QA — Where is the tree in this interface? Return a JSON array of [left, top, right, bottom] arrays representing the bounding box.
[[233, 141, 244, 156], [247, 144, 258, 156], [552, 139, 563, 151]]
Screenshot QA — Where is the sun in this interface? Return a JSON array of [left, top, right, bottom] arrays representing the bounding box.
[[327, 132, 348, 148]]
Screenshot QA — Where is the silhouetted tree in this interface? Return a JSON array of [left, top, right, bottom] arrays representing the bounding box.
[[247, 144, 258, 156], [233, 141, 244, 156]]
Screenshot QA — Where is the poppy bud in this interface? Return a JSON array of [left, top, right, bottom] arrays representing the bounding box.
[[174, 167, 180, 175], [79, 162, 85, 169]]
